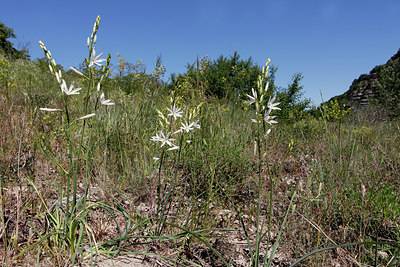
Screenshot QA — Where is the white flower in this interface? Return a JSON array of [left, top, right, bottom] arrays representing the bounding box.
[[167, 104, 183, 120], [79, 113, 96, 120], [40, 108, 61, 112], [151, 131, 175, 148], [153, 157, 160, 162], [264, 115, 278, 125], [244, 88, 257, 105], [264, 110, 278, 125], [100, 92, 114, 106], [180, 121, 194, 133], [88, 48, 105, 67], [267, 96, 281, 110], [61, 80, 82, 95]]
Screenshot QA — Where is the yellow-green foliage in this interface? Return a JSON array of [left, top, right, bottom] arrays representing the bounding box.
[[322, 99, 351, 121], [294, 117, 325, 135], [0, 58, 16, 91], [173, 55, 212, 100], [352, 126, 372, 142], [173, 73, 195, 100], [151, 64, 166, 81]]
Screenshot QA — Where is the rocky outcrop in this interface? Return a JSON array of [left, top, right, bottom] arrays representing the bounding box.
[[340, 49, 400, 107]]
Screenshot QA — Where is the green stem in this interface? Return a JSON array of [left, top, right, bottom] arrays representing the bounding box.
[[255, 120, 263, 266], [157, 135, 184, 235]]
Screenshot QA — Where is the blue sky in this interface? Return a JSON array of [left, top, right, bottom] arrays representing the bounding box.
[[2, 0, 400, 105]]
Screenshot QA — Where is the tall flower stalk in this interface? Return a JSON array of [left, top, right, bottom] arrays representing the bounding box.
[[150, 96, 202, 235], [244, 59, 285, 266], [36, 15, 113, 259]]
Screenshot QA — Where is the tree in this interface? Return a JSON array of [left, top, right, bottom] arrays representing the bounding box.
[[179, 52, 277, 100], [0, 22, 29, 60], [277, 73, 311, 122]]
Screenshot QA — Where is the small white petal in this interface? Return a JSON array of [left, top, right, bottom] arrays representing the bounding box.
[[79, 113, 96, 120], [70, 67, 84, 76], [167, 104, 183, 119], [40, 108, 61, 112], [173, 129, 182, 135]]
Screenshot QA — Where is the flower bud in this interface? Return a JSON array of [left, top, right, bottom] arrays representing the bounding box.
[[55, 72, 60, 83], [70, 67, 84, 76], [96, 15, 101, 27], [39, 40, 45, 49]]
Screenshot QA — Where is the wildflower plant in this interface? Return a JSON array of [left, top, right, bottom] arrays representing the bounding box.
[[242, 59, 296, 266], [150, 94, 202, 235], [22, 15, 115, 263]]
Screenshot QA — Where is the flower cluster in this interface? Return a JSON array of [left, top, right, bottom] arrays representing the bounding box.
[[151, 99, 201, 151], [244, 59, 280, 134], [38, 16, 113, 120]]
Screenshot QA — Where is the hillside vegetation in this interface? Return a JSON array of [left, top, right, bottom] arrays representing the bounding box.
[[0, 17, 399, 266], [331, 48, 400, 119]]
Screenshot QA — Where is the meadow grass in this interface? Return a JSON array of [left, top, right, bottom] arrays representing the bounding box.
[[0, 16, 399, 266]]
